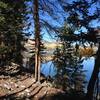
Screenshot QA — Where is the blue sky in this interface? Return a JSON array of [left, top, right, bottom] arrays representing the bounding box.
[[27, 0, 100, 42]]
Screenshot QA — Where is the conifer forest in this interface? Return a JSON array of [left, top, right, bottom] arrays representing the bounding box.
[[0, 0, 100, 100]]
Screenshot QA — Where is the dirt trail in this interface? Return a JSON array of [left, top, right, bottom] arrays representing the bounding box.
[[0, 74, 65, 100]]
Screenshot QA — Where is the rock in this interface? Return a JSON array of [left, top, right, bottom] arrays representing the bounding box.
[[15, 83, 19, 88], [27, 92, 30, 96], [4, 84, 11, 90], [11, 62, 19, 67], [20, 85, 25, 88], [25, 89, 30, 93]]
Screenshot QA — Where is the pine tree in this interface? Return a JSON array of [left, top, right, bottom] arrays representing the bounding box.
[[53, 24, 85, 92], [57, 0, 100, 99], [0, 0, 28, 66], [33, 0, 41, 82]]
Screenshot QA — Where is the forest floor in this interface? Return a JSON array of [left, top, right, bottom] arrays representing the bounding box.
[[0, 63, 67, 100], [0, 63, 85, 100]]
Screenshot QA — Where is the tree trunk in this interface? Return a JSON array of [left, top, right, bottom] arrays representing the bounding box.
[[86, 44, 100, 100], [33, 0, 41, 82]]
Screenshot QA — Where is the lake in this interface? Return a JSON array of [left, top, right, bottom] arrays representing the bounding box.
[[41, 57, 95, 92], [41, 57, 95, 80]]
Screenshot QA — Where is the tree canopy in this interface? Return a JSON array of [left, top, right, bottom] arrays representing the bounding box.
[[0, 0, 29, 65]]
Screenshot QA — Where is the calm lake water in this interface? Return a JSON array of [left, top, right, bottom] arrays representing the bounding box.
[[41, 57, 95, 92], [41, 57, 95, 80]]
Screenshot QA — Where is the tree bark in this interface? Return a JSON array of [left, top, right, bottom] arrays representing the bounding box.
[[86, 44, 100, 100], [33, 0, 41, 82]]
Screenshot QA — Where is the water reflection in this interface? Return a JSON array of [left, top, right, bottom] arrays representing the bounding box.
[[41, 57, 95, 82], [82, 57, 95, 82], [41, 57, 95, 93], [41, 61, 56, 77]]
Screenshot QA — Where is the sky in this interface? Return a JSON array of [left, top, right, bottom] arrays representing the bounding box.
[[27, 0, 100, 42]]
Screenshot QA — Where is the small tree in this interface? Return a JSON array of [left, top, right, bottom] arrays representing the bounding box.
[[53, 24, 86, 92], [33, 0, 41, 82]]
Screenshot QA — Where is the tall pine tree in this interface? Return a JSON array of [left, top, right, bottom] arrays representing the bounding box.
[[53, 24, 85, 92], [0, 0, 28, 66]]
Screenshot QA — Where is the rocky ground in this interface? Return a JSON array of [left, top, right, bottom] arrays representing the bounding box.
[[0, 63, 67, 100], [0, 63, 85, 100], [0, 75, 65, 100]]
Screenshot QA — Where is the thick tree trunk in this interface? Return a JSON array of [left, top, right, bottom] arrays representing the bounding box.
[[33, 0, 41, 82], [86, 44, 100, 100]]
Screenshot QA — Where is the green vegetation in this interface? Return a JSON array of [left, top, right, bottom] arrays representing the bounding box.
[[0, 0, 100, 100], [53, 24, 85, 93], [0, 0, 28, 65]]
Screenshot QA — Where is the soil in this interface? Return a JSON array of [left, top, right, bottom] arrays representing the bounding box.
[[0, 64, 67, 100], [0, 63, 85, 100]]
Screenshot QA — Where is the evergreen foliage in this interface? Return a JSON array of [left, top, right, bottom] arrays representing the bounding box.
[[53, 24, 86, 92], [0, 0, 28, 66]]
